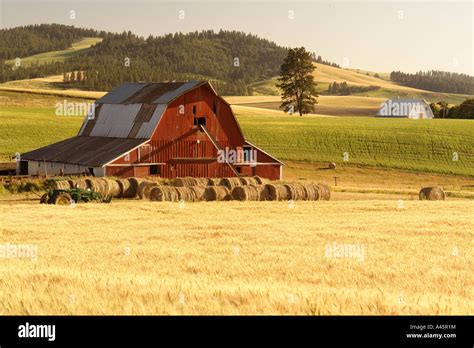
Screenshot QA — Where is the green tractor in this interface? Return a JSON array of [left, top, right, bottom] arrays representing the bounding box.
[[40, 188, 112, 205]]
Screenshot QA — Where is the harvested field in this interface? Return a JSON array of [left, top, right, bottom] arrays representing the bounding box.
[[0, 199, 472, 315]]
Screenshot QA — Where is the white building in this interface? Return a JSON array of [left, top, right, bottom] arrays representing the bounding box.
[[377, 98, 434, 119]]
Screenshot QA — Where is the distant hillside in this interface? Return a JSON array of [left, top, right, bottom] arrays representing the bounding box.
[[4, 37, 102, 68], [0, 24, 104, 59], [0, 24, 335, 95], [390, 70, 474, 95]]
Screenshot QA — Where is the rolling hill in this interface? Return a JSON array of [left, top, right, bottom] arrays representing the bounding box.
[[4, 37, 102, 68]]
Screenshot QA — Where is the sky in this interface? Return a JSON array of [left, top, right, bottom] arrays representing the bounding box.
[[1, 0, 472, 75]]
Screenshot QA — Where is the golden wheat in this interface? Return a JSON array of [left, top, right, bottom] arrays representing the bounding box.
[[0, 199, 472, 315]]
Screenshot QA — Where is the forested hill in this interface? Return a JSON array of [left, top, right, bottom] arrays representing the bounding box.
[[0, 24, 302, 94], [390, 70, 474, 95], [0, 24, 105, 59], [65, 30, 290, 94]]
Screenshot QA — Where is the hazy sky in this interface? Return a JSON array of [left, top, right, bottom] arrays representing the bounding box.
[[1, 0, 472, 75]]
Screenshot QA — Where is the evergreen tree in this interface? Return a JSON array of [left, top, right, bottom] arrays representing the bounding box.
[[277, 47, 318, 116]]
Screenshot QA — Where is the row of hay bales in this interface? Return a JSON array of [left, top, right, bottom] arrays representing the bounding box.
[[149, 185, 231, 202], [232, 183, 331, 201], [173, 176, 267, 189], [149, 182, 331, 202], [44, 177, 331, 202]]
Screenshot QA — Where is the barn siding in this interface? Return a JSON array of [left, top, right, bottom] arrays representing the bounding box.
[[103, 84, 282, 179]]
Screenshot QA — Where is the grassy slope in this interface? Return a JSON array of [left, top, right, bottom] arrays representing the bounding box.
[[0, 199, 472, 314], [254, 63, 473, 105], [4, 37, 103, 67]]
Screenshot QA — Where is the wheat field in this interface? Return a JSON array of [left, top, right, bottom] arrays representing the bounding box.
[[0, 199, 472, 315]]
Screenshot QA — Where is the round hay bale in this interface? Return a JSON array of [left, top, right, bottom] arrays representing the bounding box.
[[67, 179, 76, 188], [265, 183, 287, 201], [73, 177, 89, 189], [207, 186, 231, 201], [175, 187, 196, 202], [149, 186, 165, 201], [232, 185, 269, 201], [116, 179, 130, 198], [194, 178, 211, 186], [190, 186, 210, 201], [174, 177, 200, 187], [317, 183, 331, 201], [328, 162, 337, 169], [253, 176, 268, 185], [207, 178, 221, 186], [304, 184, 321, 201], [290, 183, 308, 200], [232, 186, 250, 201], [283, 184, 297, 200], [221, 177, 242, 190], [138, 181, 160, 199], [149, 186, 179, 202], [115, 177, 142, 198], [419, 186, 445, 200], [103, 178, 121, 198], [85, 178, 108, 196], [137, 180, 154, 199], [45, 178, 71, 190], [240, 177, 258, 186], [127, 177, 142, 198]]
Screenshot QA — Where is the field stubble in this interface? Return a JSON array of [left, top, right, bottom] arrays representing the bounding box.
[[0, 199, 472, 315]]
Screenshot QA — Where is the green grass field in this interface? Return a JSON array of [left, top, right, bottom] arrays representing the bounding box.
[[235, 111, 474, 176], [4, 37, 102, 68], [1, 91, 473, 176]]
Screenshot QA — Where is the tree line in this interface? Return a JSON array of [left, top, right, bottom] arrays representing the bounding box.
[[430, 99, 474, 119], [325, 81, 379, 95], [390, 70, 474, 95]]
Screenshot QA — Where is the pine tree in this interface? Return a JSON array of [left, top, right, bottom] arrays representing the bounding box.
[[277, 47, 318, 116]]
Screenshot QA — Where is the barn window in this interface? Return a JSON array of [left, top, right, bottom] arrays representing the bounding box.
[[236, 166, 242, 174], [192, 105, 196, 116], [213, 100, 217, 114], [50, 162, 53, 168], [150, 165, 160, 175], [194, 116, 206, 127]]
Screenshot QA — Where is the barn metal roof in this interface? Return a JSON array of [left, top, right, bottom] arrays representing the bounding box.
[[78, 81, 208, 139], [21, 136, 148, 167], [95, 81, 205, 105]]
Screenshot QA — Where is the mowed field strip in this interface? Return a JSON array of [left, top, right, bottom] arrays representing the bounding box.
[[0, 200, 472, 315]]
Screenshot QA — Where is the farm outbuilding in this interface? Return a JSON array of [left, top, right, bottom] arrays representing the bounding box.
[[19, 81, 283, 179], [376, 98, 434, 119]]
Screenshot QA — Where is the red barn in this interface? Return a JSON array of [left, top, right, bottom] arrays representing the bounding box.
[[19, 81, 283, 180]]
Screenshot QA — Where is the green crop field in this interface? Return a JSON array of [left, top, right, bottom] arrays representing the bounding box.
[[1, 91, 473, 177], [235, 109, 474, 177]]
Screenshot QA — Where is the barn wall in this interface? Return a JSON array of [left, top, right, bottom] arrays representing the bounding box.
[[26, 160, 95, 176]]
